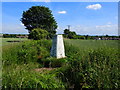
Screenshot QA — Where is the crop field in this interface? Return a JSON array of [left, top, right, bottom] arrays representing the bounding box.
[[2, 38, 120, 89]]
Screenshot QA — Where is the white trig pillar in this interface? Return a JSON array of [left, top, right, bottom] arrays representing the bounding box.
[[50, 35, 66, 59]]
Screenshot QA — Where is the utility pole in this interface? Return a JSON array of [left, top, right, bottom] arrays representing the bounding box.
[[67, 25, 70, 30]]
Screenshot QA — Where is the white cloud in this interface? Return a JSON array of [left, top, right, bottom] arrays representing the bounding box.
[[95, 23, 118, 35], [107, 22, 112, 25], [95, 24, 117, 29], [96, 25, 112, 28], [57, 23, 118, 36], [58, 11, 67, 14], [86, 4, 102, 10]]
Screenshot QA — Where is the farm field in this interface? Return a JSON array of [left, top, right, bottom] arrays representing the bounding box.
[[1, 38, 28, 46], [64, 39, 119, 50], [2, 38, 120, 89]]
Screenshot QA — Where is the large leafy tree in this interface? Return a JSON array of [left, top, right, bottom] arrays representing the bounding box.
[[21, 6, 57, 39]]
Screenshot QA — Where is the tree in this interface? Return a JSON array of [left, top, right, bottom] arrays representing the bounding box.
[[21, 6, 57, 39], [64, 29, 70, 35], [28, 28, 48, 40], [63, 29, 77, 39], [68, 31, 76, 39], [85, 35, 89, 40]]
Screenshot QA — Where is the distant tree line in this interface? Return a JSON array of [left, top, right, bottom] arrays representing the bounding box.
[[63, 29, 120, 40], [2, 34, 28, 38], [2, 33, 120, 40]]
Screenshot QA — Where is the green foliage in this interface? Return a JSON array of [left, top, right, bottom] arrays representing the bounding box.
[[2, 64, 65, 89], [58, 39, 120, 89], [3, 34, 28, 38], [3, 34, 16, 38], [63, 29, 76, 39], [2, 39, 119, 89], [21, 6, 57, 39], [2, 40, 51, 66], [28, 28, 48, 40], [76, 35, 85, 39], [41, 57, 67, 68], [2, 40, 66, 89], [50, 58, 67, 68], [64, 29, 70, 35]]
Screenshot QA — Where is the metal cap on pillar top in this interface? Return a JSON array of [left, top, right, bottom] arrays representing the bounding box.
[[50, 34, 66, 59]]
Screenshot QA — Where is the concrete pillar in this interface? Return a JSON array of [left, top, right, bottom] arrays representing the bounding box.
[[50, 35, 66, 59]]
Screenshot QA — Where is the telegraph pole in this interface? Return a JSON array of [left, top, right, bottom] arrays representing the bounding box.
[[67, 25, 70, 30]]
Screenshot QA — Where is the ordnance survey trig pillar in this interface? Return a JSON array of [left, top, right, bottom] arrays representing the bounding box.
[[50, 35, 66, 59]]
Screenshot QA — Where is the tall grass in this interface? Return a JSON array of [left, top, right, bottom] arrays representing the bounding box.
[[2, 39, 120, 89], [2, 40, 65, 89], [58, 39, 120, 88], [2, 63, 65, 89]]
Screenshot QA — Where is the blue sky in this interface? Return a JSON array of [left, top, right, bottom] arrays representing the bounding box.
[[2, 2, 118, 36]]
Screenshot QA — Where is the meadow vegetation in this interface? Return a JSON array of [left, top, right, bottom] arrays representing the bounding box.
[[1, 38, 28, 46], [2, 38, 120, 89]]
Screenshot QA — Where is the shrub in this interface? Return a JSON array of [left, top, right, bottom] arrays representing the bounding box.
[[2, 40, 51, 66], [28, 28, 48, 40]]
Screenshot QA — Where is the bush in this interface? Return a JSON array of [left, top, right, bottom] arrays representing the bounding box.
[[28, 28, 48, 40], [2, 40, 51, 66]]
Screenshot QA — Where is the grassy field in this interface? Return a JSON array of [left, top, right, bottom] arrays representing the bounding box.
[[2, 38, 120, 89], [1, 38, 28, 46], [0, 38, 28, 87], [64, 39, 119, 49], [64, 39, 119, 88]]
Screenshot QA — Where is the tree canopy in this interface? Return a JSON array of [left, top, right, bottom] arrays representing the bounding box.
[[64, 29, 77, 39], [21, 6, 57, 39]]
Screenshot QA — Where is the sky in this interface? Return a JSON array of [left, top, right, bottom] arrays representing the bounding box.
[[1, 0, 119, 2], [1, 2, 118, 36]]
